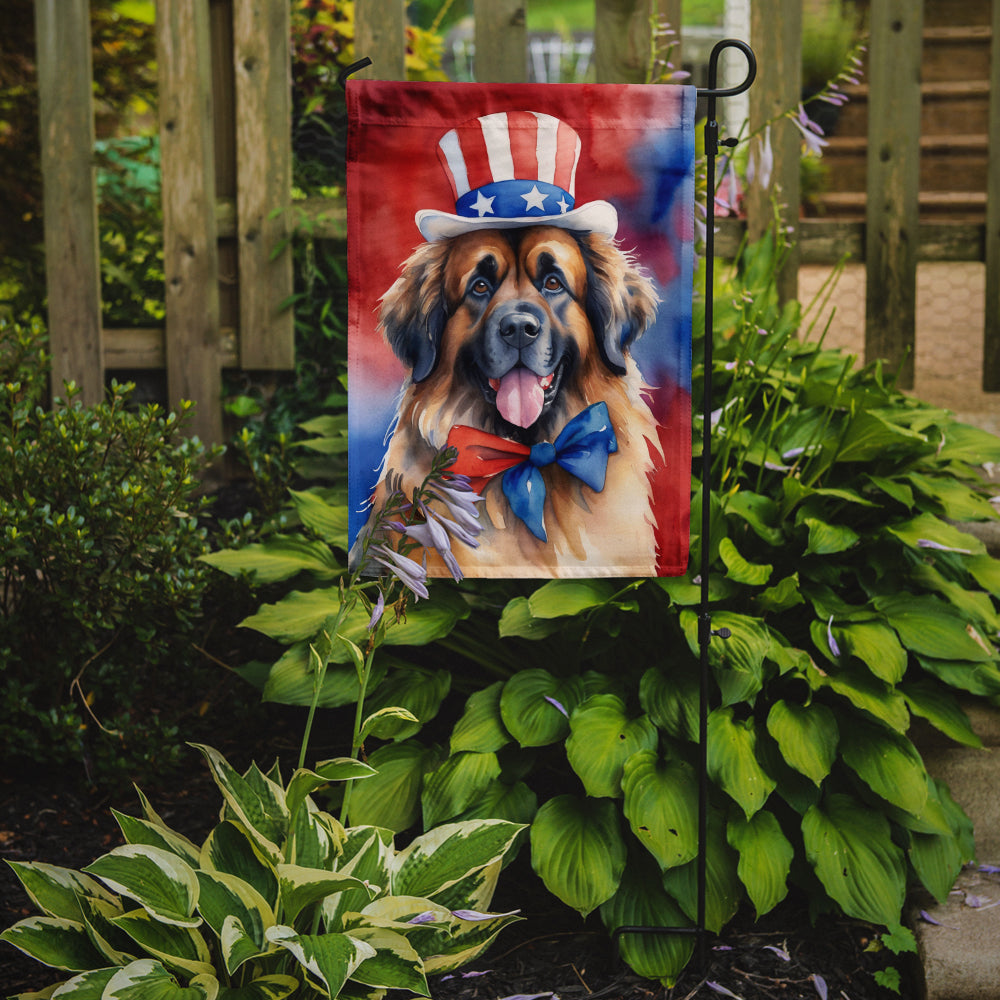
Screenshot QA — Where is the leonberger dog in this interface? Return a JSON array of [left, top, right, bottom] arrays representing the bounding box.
[[365, 224, 662, 577]]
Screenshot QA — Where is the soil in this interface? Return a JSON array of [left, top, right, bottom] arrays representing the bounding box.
[[0, 743, 914, 1000]]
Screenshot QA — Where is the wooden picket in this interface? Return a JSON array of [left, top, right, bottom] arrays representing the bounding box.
[[30, 0, 1000, 447]]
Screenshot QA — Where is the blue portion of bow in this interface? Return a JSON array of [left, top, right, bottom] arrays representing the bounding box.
[[500, 402, 618, 542]]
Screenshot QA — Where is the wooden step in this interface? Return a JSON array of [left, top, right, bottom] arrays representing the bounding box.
[[813, 190, 987, 222], [922, 25, 993, 83], [922, 0, 991, 28]]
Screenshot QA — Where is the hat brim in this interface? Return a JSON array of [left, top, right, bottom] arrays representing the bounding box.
[[415, 200, 618, 242]]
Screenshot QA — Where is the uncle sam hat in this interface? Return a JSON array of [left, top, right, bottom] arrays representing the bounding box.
[[415, 111, 619, 242]]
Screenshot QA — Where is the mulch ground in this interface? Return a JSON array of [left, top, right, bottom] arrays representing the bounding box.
[[1, 745, 914, 1000]]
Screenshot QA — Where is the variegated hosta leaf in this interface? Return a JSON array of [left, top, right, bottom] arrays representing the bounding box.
[[599, 853, 694, 987], [285, 760, 375, 824], [195, 871, 274, 974], [727, 810, 793, 917], [191, 745, 287, 863], [265, 926, 375, 998], [424, 859, 501, 916], [838, 718, 929, 817], [765, 700, 838, 786], [499, 669, 584, 747], [112, 810, 201, 868], [83, 846, 200, 928], [77, 894, 136, 966], [288, 802, 343, 870], [706, 707, 776, 818], [565, 695, 658, 799], [102, 958, 218, 999], [110, 908, 214, 978], [0, 916, 107, 972], [621, 751, 699, 871], [46, 966, 118, 997], [214, 975, 300, 1000], [277, 865, 376, 925], [450, 681, 511, 754], [802, 793, 906, 926], [323, 829, 393, 931], [421, 906, 523, 975], [344, 926, 429, 995], [4, 861, 118, 922], [391, 820, 524, 901], [420, 751, 502, 829], [200, 822, 278, 910], [529, 795, 626, 917]]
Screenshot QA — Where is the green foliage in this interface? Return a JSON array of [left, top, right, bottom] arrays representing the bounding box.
[[0, 317, 221, 783], [1, 744, 524, 998]]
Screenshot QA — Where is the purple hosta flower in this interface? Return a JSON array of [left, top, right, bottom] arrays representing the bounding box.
[[791, 104, 829, 157], [917, 538, 973, 555], [919, 909, 958, 929], [401, 512, 464, 582], [369, 544, 429, 600], [497, 994, 558, 1000], [367, 590, 385, 631], [812, 974, 828, 1000], [746, 124, 774, 191], [979, 864, 1000, 874], [763, 944, 791, 962], [827, 616, 842, 658], [441, 970, 493, 982], [407, 911, 438, 925], [707, 983, 742, 999], [451, 908, 521, 921], [544, 695, 569, 718], [715, 157, 741, 215], [426, 476, 483, 538]]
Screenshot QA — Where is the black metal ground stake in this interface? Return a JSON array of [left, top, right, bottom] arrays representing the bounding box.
[[613, 38, 756, 974]]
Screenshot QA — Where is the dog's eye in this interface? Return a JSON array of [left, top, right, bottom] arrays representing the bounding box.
[[470, 277, 491, 296], [543, 275, 564, 292]]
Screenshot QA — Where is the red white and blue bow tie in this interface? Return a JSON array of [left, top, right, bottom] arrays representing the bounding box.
[[445, 402, 618, 542]]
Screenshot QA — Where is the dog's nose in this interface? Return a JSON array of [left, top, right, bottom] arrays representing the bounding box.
[[499, 312, 540, 348]]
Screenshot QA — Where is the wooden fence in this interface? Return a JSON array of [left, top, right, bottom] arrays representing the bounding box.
[[33, 0, 1000, 444]]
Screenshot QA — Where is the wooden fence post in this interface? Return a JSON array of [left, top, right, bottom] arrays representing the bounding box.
[[233, 0, 294, 370], [157, 0, 223, 445], [983, 0, 1000, 390], [594, 0, 654, 84], [474, 0, 527, 83], [746, 0, 801, 305], [354, 0, 407, 80], [34, 0, 104, 405], [864, 0, 923, 389]]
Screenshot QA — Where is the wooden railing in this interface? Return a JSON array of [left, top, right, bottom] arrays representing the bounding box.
[[32, 0, 1000, 445]]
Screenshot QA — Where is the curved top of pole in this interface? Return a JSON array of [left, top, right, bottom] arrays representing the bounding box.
[[696, 39, 756, 99]]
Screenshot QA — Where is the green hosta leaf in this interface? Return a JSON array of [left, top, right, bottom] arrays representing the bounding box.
[[657, 572, 737, 606], [916, 655, 1000, 697], [599, 853, 694, 987], [83, 846, 200, 928], [901, 680, 982, 748], [718, 537, 772, 586], [809, 661, 910, 732], [565, 695, 658, 798], [200, 822, 278, 910], [835, 410, 927, 463], [421, 751, 502, 828], [661, 810, 741, 933], [195, 871, 273, 974], [450, 682, 511, 754], [393, 820, 524, 901], [802, 793, 906, 926], [347, 740, 442, 832], [453, 779, 538, 827], [216, 975, 299, 1000], [288, 488, 349, 545], [680, 610, 770, 706], [907, 472, 998, 521], [363, 667, 451, 740], [724, 490, 784, 545], [497, 596, 564, 639], [765, 701, 838, 786], [935, 421, 1000, 464], [530, 795, 626, 917], [112, 812, 201, 868], [874, 594, 995, 662], [261, 644, 384, 709], [866, 474, 914, 509], [103, 959, 218, 1000], [755, 573, 804, 614], [265, 926, 375, 997], [803, 517, 859, 556], [910, 562, 1000, 633], [4, 862, 118, 922], [839, 718, 929, 816], [621, 751, 698, 871], [499, 670, 584, 747], [346, 926, 428, 994], [277, 865, 374, 925], [707, 708, 776, 818], [359, 706, 421, 742], [886, 512, 985, 557], [966, 553, 1000, 597], [639, 665, 699, 743], [909, 827, 965, 905], [727, 811, 793, 918], [0, 916, 107, 971], [191, 746, 287, 863], [835, 621, 907, 684], [527, 578, 617, 617], [111, 908, 214, 978], [200, 536, 342, 584]]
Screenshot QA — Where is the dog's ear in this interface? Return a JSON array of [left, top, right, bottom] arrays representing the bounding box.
[[378, 241, 450, 382], [581, 233, 659, 375]]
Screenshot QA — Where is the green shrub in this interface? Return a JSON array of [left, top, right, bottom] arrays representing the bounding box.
[[0, 316, 220, 783]]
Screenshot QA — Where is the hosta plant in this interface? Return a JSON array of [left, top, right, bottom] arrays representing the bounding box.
[[1, 744, 523, 999]]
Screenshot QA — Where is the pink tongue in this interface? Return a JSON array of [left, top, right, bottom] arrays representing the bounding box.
[[496, 368, 545, 428]]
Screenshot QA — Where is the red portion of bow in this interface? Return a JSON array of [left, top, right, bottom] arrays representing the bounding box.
[[446, 425, 530, 493]]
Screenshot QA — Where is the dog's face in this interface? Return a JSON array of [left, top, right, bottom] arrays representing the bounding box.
[[379, 226, 658, 446]]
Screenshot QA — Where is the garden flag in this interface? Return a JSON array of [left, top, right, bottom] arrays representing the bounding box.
[[347, 81, 695, 578]]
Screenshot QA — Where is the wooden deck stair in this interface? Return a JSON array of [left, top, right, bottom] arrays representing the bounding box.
[[814, 2, 992, 221]]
